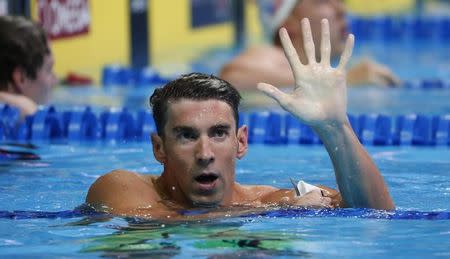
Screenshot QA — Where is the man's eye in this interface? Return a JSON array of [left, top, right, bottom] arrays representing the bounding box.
[[213, 129, 228, 138], [178, 132, 196, 140]]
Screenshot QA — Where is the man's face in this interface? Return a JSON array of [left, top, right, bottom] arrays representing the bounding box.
[[154, 99, 247, 207], [283, 0, 348, 58], [22, 52, 57, 104]]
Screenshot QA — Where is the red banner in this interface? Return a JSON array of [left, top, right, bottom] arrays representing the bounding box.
[[38, 0, 90, 39]]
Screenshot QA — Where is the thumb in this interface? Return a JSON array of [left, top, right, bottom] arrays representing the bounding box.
[[257, 83, 290, 107]]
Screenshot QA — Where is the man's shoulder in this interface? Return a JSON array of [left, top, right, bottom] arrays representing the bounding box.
[[91, 169, 153, 187], [85, 170, 160, 213]]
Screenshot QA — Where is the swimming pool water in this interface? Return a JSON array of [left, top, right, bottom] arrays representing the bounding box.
[[2, 16, 450, 258], [0, 143, 449, 257]]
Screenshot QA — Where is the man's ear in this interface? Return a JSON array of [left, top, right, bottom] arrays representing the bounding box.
[[11, 67, 26, 92], [236, 125, 248, 159], [151, 133, 166, 164]]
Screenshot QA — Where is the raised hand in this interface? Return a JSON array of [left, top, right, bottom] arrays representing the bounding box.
[[257, 18, 354, 130], [256, 18, 395, 210]]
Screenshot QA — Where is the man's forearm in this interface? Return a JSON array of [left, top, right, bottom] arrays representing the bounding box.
[[314, 120, 395, 210]]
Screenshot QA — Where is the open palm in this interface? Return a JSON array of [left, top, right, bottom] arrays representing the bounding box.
[[258, 18, 354, 129]]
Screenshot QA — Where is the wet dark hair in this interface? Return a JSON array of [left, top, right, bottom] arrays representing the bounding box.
[[0, 16, 49, 91], [149, 72, 242, 136]]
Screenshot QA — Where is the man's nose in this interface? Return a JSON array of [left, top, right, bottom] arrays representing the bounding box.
[[195, 136, 215, 166]]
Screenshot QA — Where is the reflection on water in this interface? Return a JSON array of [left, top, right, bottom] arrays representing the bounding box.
[[80, 216, 309, 257], [70, 204, 309, 256], [68, 204, 450, 257]]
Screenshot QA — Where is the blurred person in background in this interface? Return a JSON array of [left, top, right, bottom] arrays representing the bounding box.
[[0, 15, 57, 118], [220, 0, 401, 90]]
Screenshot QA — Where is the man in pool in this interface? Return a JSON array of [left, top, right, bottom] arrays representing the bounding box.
[[220, 0, 401, 90], [0, 15, 57, 119], [86, 18, 395, 219]]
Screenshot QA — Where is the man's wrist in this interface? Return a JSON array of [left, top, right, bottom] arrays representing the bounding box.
[[313, 118, 349, 136], [313, 118, 354, 148]]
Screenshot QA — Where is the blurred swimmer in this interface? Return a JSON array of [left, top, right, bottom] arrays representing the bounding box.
[[0, 16, 57, 118], [220, 0, 401, 90]]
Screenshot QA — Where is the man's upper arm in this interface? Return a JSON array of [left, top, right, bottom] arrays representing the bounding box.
[[85, 170, 156, 214]]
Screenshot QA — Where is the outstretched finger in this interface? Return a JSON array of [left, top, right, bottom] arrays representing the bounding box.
[[302, 18, 317, 65], [257, 82, 291, 107], [320, 19, 331, 67], [279, 27, 304, 81], [337, 34, 354, 71]]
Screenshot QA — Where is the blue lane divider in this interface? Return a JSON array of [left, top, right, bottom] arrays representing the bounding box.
[[265, 112, 287, 144], [0, 120, 3, 141], [15, 116, 32, 141], [238, 112, 250, 129], [374, 115, 393, 145], [413, 115, 432, 145], [433, 115, 450, 145], [3, 106, 450, 146], [299, 123, 320, 145], [358, 114, 377, 145], [101, 65, 122, 86], [1, 208, 448, 220], [64, 107, 98, 141], [248, 111, 270, 144], [403, 79, 450, 89], [31, 106, 63, 141], [349, 15, 450, 42], [135, 109, 156, 141], [102, 65, 172, 88], [102, 65, 136, 87], [286, 114, 302, 144], [100, 108, 136, 141], [358, 114, 393, 145], [0, 105, 20, 140], [137, 67, 173, 86], [393, 114, 413, 145]]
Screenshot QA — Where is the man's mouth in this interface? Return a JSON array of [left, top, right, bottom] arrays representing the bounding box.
[[195, 174, 218, 184], [194, 173, 219, 191]]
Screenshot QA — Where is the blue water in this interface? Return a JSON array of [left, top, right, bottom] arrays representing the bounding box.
[[0, 143, 449, 257]]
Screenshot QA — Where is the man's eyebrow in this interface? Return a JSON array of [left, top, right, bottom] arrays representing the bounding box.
[[210, 124, 231, 131], [172, 126, 196, 133]]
